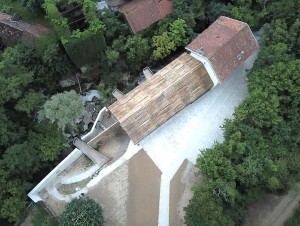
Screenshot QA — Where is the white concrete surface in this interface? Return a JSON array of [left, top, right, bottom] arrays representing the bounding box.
[[62, 165, 100, 184], [87, 141, 142, 188], [140, 51, 258, 226]]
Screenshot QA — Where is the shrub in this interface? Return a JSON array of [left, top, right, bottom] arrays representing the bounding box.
[[59, 198, 104, 226]]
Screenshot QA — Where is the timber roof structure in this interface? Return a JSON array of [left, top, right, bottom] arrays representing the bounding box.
[[186, 16, 259, 83], [118, 0, 173, 33], [108, 53, 213, 144]]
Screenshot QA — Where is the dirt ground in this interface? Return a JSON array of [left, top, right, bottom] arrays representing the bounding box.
[[169, 159, 202, 226], [87, 162, 129, 226], [86, 149, 161, 226], [97, 127, 130, 162], [243, 187, 300, 226]]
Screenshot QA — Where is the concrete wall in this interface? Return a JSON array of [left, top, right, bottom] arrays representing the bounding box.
[[88, 122, 119, 147], [28, 107, 114, 202], [187, 49, 220, 87]]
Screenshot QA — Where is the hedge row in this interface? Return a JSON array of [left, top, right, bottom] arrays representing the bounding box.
[[43, 0, 106, 67]]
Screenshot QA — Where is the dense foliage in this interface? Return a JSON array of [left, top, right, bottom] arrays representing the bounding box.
[[43, 0, 106, 67], [0, 41, 71, 224], [184, 0, 300, 225], [38, 90, 85, 132], [59, 198, 104, 226]]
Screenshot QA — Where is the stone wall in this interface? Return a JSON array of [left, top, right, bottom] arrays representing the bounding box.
[[0, 12, 52, 47], [0, 22, 23, 46]]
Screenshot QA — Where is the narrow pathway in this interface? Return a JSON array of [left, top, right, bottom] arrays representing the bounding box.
[[73, 138, 109, 167], [260, 190, 300, 226]]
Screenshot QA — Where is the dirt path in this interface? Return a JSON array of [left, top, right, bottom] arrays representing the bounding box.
[[244, 188, 300, 226], [169, 159, 202, 226]]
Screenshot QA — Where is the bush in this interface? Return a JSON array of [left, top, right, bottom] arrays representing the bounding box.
[[59, 198, 104, 226]]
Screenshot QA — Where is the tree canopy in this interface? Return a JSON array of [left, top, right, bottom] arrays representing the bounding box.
[[38, 90, 85, 132], [184, 2, 300, 223], [59, 198, 104, 226]]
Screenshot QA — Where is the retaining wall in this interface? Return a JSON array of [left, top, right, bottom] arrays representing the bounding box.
[[28, 107, 116, 202]]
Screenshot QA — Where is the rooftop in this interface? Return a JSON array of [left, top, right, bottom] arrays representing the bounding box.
[[118, 0, 173, 33], [108, 53, 213, 144], [186, 16, 259, 82]]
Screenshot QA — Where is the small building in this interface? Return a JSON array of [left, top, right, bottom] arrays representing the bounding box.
[[108, 53, 213, 144], [0, 12, 52, 47], [186, 16, 259, 86], [118, 0, 173, 33]]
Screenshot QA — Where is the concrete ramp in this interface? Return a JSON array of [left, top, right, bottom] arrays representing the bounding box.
[[73, 138, 109, 167]]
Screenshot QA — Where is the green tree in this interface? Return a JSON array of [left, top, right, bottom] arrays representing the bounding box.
[[267, 0, 300, 26], [169, 18, 189, 46], [0, 57, 34, 104], [38, 90, 85, 132], [0, 107, 22, 148], [184, 185, 234, 226], [152, 19, 188, 60], [1, 142, 40, 177], [207, 1, 232, 23], [97, 82, 114, 105], [254, 43, 294, 69], [59, 198, 104, 226], [105, 48, 119, 67], [230, 6, 266, 29], [28, 123, 67, 162], [42, 43, 73, 77], [125, 35, 151, 71], [0, 169, 30, 223], [262, 20, 290, 46], [289, 19, 300, 57], [152, 32, 176, 60], [97, 10, 130, 44], [197, 143, 238, 203], [15, 90, 46, 116]]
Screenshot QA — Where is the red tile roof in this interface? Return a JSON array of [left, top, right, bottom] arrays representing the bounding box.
[[119, 0, 173, 33], [186, 16, 259, 83]]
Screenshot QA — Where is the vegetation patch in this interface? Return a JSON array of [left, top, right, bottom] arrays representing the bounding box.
[[43, 0, 106, 67]]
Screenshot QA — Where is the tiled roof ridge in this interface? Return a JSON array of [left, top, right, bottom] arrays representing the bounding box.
[[187, 16, 247, 56]]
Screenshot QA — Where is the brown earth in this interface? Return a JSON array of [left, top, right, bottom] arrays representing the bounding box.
[[86, 149, 162, 226]]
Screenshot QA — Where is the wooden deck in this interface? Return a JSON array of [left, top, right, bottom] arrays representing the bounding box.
[[108, 53, 213, 144]]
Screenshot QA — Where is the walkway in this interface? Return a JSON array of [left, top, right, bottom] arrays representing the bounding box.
[[73, 138, 109, 167]]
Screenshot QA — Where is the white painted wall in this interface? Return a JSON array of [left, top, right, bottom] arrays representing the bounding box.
[[28, 107, 111, 202], [186, 48, 220, 87]]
